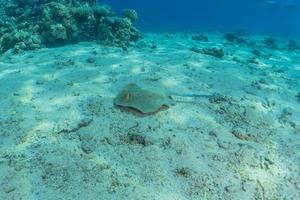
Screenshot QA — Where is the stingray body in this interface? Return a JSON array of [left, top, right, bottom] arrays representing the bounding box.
[[113, 83, 211, 114], [114, 84, 173, 114]]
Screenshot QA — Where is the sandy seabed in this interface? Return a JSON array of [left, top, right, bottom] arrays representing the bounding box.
[[0, 33, 299, 200]]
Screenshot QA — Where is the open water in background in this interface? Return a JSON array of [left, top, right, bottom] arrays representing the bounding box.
[[105, 0, 300, 38]]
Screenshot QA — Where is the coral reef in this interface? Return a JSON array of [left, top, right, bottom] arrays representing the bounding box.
[[0, 0, 141, 53], [122, 9, 138, 23]]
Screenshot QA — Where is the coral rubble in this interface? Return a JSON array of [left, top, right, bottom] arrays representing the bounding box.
[[201, 47, 225, 58], [190, 46, 225, 58], [264, 37, 278, 49], [0, 0, 141, 53], [223, 32, 247, 44], [224, 32, 239, 43], [287, 40, 300, 51], [296, 92, 300, 102]]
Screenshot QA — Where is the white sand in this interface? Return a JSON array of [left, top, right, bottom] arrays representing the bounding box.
[[0, 33, 299, 200]]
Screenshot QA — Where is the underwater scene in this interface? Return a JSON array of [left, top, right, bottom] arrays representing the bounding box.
[[0, 0, 299, 199]]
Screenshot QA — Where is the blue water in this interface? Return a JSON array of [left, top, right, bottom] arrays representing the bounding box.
[[105, 0, 300, 38], [1, 0, 300, 199]]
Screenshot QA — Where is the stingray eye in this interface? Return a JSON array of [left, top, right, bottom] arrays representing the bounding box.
[[124, 92, 131, 101]]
